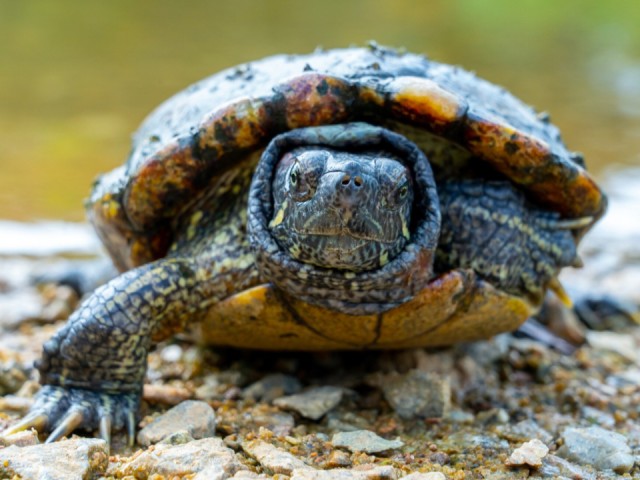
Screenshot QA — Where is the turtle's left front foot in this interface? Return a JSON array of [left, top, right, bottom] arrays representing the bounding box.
[[2, 385, 140, 446]]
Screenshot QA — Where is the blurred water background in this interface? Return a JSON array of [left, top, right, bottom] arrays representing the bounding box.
[[0, 0, 639, 221]]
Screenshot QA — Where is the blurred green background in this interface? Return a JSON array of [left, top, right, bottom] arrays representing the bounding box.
[[1, 0, 639, 220]]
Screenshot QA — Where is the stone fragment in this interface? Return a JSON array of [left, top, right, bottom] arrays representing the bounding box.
[[586, 331, 638, 362], [0, 428, 39, 447], [506, 438, 549, 468], [244, 373, 302, 401], [0, 438, 108, 480], [274, 385, 343, 420], [231, 472, 272, 479], [291, 465, 397, 479], [332, 430, 403, 454], [326, 449, 352, 468], [251, 409, 296, 436], [242, 439, 310, 474], [557, 426, 634, 474], [376, 369, 450, 419], [539, 454, 596, 480], [143, 383, 192, 405], [403, 473, 446, 480], [137, 399, 216, 446], [115, 437, 245, 478], [158, 429, 195, 445], [498, 419, 553, 444]]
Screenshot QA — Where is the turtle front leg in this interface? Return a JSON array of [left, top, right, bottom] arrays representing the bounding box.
[[3, 257, 219, 444]]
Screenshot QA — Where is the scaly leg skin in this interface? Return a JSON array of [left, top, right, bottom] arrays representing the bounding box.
[[4, 246, 257, 445], [2, 162, 259, 445], [4, 259, 207, 445], [436, 180, 586, 304]]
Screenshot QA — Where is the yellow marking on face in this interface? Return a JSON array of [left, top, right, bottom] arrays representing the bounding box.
[[380, 250, 389, 266], [402, 219, 410, 240], [269, 200, 288, 228]]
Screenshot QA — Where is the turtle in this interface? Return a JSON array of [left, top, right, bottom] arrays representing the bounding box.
[[3, 45, 606, 444]]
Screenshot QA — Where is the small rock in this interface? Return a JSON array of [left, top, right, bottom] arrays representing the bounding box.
[[581, 406, 615, 428], [557, 426, 634, 474], [231, 472, 272, 479], [506, 438, 549, 468], [291, 465, 397, 479], [326, 449, 352, 468], [274, 385, 343, 420], [446, 431, 509, 451], [244, 373, 302, 401], [0, 428, 39, 447], [158, 429, 195, 445], [115, 437, 245, 478], [252, 409, 296, 436], [332, 430, 403, 454], [586, 331, 638, 362], [476, 408, 509, 425], [376, 369, 450, 419], [136, 399, 216, 446], [143, 383, 193, 405], [445, 409, 474, 424], [539, 454, 596, 480], [242, 439, 309, 474], [403, 473, 446, 480], [0, 438, 108, 479], [499, 419, 553, 445]]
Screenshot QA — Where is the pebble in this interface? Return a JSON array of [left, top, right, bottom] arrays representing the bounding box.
[[143, 382, 193, 405], [274, 385, 344, 420], [538, 454, 596, 480], [498, 419, 553, 445], [136, 399, 217, 446], [242, 439, 309, 474], [115, 437, 246, 478], [0, 428, 39, 447], [581, 406, 615, 428], [244, 373, 302, 401], [506, 438, 549, 468], [158, 429, 195, 445], [402, 473, 446, 480], [586, 331, 638, 363], [326, 449, 352, 468], [375, 369, 450, 419], [251, 409, 296, 436], [332, 430, 404, 454], [290, 465, 397, 479], [557, 426, 634, 474], [0, 438, 108, 480]]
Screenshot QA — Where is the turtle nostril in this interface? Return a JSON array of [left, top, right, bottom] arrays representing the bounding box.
[[353, 176, 363, 187], [341, 175, 351, 186]]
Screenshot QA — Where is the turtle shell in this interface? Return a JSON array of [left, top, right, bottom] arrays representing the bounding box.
[[88, 46, 606, 348]]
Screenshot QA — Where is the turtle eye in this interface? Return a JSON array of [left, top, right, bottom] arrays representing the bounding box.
[[383, 180, 412, 209], [288, 163, 315, 201], [290, 165, 299, 186]]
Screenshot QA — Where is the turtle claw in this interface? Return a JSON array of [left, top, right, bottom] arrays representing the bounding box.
[[4, 385, 140, 446], [126, 411, 136, 447], [99, 414, 112, 447], [45, 409, 84, 443], [1, 413, 48, 437]]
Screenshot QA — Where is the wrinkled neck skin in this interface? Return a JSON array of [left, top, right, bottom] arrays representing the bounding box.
[[248, 123, 441, 315]]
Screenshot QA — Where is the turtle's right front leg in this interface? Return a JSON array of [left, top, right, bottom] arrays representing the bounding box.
[[2, 257, 217, 444]]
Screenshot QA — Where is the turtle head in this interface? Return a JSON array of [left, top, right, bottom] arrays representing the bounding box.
[[268, 148, 413, 272], [248, 123, 440, 315]]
